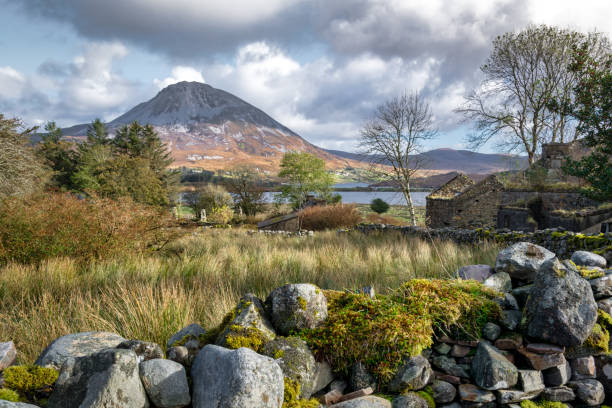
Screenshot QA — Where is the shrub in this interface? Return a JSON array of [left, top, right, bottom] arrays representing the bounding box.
[[207, 205, 234, 225], [370, 198, 390, 214], [193, 184, 234, 216], [299, 204, 362, 231], [0, 192, 173, 264]]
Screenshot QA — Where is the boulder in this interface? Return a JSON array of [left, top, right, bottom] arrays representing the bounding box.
[[543, 361, 571, 386], [117, 340, 163, 363], [568, 379, 605, 406], [431, 380, 456, 403], [500, 310, 522, 331], [265, 283, 327, 335], [590, 275, 612, 299], [483, 272, 512, 293], [457, 265, 493, 282], [570, 356, 596, 380], [519, 370, 545, 393], [482, 323, 501, 342], [217, 294, 276, 348], [167, 323, 206, 349], [0, 341, 17, 371], [540, 386, 575, 402], [572, 251, 607, 268], [349, 362, 378, 392], [388, 355, 432, 392], [495, 242, 555, 281], [431, 355, 469, 378], [139, 359, 190, 408], [333, 396, 391, 408], [191, 345, 284, 408], [524, 258, 598, 347], [36, 331, 126, 370], [47, 348, 148, 408], [458, 384, 496, 403], [392, 392, 430, 408], [472, 341, 518, 390], [262, 336, 317, 398]]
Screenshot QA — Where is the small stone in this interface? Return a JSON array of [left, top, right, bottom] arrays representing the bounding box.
[[434, 343, 452, 355], [495, 293, 520, 310], [597, 297, 612, 315], [457, 265, 494, 282], [483, 323, 501, 341], [471, 341, 518, 390], [266, 283, 328, 335], [518, 347, 566, 371], [595, 354, 612, 398], [388, 355, 432, 392], [360, 286, 376, 298], [333, 396, 391, 408], [431, 380, 456, 404], [139, 359, 191, 408], [496, 389, 541, 404], [434, 371, 461, 385], [167, 323, 206, 349], [495, 333, 523, 350], [495, 242, 556, 281], [568, 379, 605, 406], [330, 379, 348, 393], [312, 361, 334, 395], [525, 343, 565, 354], [432, 355, 469, 378], [511, 284, 533, 308], [590, 275, 612, 299], [450, 345, 471, 358], [350, 362, 378, 392], [543, 361, 572, 386], [500, 310, 522, 331], [570, 356, 596, 380], [572, 251, 607, 269], [0, 341, 17, 371], [439, 403, 461, 408], [540, 386, 575, 402], [483, 272, 512, 293], [392, 393, 429, 408], [0, 401, 40, 407], [458, 384, 496, 403], [519, 370, 545, 393], [117, 340, 163, 363], [167, 346, 189, 366]]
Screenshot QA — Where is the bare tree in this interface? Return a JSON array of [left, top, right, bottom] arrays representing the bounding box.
[[225, 166, 266, 216], [359, 92, 437, 226], [457, 25, 610, 164]]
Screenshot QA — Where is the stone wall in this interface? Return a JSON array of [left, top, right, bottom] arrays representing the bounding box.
[[500, 191, 599, 211], [257, 213, 300, 231]]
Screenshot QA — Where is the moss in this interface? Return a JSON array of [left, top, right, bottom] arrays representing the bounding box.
[[417, 390, 436, 408], [224, 326, 266, 353], [520, 400, 567, 408], [274, 349, 285, 359], [282, 377, 319, 408], [583, 323, 609, 353], [0, 388, 20, 402], [3, 365, 58, 393], [552, 264, 566, 278], [578, 267, 605, 279], [300, 279, 500, 385], [297, 296, 307, 311]]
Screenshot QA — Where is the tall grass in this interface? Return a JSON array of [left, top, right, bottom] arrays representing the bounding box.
[[0, 229, 499, 363]]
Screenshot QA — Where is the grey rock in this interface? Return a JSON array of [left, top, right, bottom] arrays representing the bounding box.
[[519, 370, 545, 393], [495, 293, 519, 310], [500, 310, 522, 331], [217, 294, 276, 348], [450, 344, 471, 358], [495, 242, 555, 281], [597, 297, 612, 315], [540, 386, 576, 402], [389, 355, 432, 392], [262, 336, 317, 398], [471, 341, 518, 390], [167, 346, 189, 367], [434, 343, 452, 355], [496, 389, 542, 404], [333, 396, 391, 408], [47, 348, 148, 408], [392, 392, 430, 408], [524, 258, 598, 347], [139, 359, 190, 408], [572, 251, 607, 268], [312, 360, 334, 394], [0, 402, 40, 408], [350, 361, 378, 392], [432, 355, 469, 378], [568, 379, 605, 406], [117, 340, 163, 363], [0, 341, 17, 371], [35, 331, 126, 370], [266, 283, 327, 335], [360, 286, 376, 298], [167, 323, 205, 349], [543, 361, 572, 386], [482, 323, 501, 342], [457, 265, 494, 282], [483, 272, 512, 293], [519, 347, 566, 371], [330, 379, 348, 393], [570, 356, 596, 380], [432, 379, 456, 403], [458, 384, 496, 403], [191, 345, 284, 408], [590, 275, 612, 299], [511, 284, 533, 308], [494, 333, 522, 350], [439, 403, 461, 408], [594, 354, 612, 400]]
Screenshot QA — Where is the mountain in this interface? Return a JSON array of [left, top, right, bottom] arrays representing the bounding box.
[[62, 81, 354, 171], [325, 148, 528, 175]]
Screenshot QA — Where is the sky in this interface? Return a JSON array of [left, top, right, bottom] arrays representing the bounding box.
[[0, 0, 611, 153]]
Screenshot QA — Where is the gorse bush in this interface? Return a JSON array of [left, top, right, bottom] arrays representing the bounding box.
[[299, 204, 362, 230], [0, 192, 172, 264], [370, 198, 390, 214]]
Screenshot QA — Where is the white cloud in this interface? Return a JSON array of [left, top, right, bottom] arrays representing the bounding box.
[[154, 66, 205, 89], [0, 66, 26, 98], [528, 0, 612, 38]]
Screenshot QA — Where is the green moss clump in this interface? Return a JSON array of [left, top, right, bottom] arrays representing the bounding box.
[[520, 400, 567, 408], [300, 280, 500, 385], [274, 349, 285, 359], [417, 389, 436, 408], [3, 365, 58, 393], [0, 388, 20, 402], [297, 296, 307, 311], [584, 323, 609, 353], [282, 377, 319, 408], [579, 268, 605, 279], [224, 326, 267, 353]]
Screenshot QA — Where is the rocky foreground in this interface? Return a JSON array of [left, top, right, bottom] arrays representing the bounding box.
[[0, 244, 611, 407]]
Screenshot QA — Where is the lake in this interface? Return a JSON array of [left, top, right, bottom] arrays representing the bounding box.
[[263, 190, 429, 206]]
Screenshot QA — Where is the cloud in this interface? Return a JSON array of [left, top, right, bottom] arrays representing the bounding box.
[[0, 66, 26, 98], [154, 66, 205, 89]]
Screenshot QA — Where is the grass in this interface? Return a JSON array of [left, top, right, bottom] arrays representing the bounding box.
[[0, 229, 499, 363], [356, 205, 426, 226]]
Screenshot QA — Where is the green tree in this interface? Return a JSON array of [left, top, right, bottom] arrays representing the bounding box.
[[370, 198, 390, 214], [225, 166, 265, 216], [36, 121, 77, 188], [277, 151, 335, 209], [191, 184, 234, 218], [561, 45, 612, 201], [0, 115, 48, 199], [86, 118, 109, 146]]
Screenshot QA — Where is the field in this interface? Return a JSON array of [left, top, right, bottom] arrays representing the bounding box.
[[356, 204, 427, 225], [0, 229, 499, 363]]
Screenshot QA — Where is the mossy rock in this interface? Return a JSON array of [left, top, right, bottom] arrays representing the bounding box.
[[263, 337, 317, 398], [282, 377, 320, 408], [2, 364, 58, 403], [216, 294, 276, 350]]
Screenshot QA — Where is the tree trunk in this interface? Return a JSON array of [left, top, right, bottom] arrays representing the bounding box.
[[402, 184, 416, 227]]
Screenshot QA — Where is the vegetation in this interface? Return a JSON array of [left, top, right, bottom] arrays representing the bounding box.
[[0, 115, 48, 199], [2, 365, 58, 403], [278, 152, 335, 209], [225, 166, 266, 216], [299, 280, 500, 384], [370, 198, 390, 214], [299, 204, 363, 231], [0, 229, 499, 363], [189, 184, 234, 221], [359, 92, 437, 226]]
